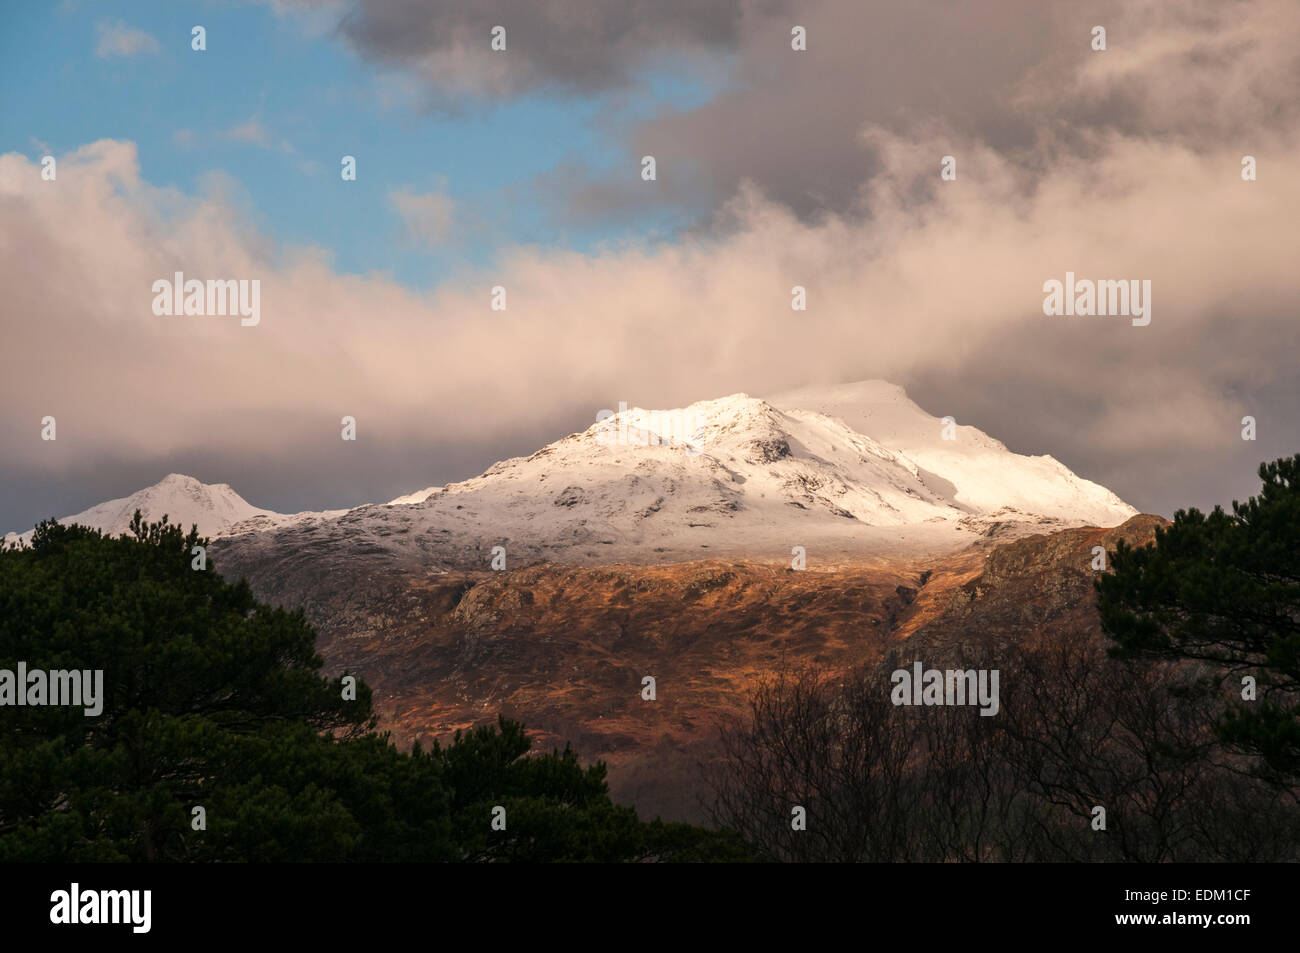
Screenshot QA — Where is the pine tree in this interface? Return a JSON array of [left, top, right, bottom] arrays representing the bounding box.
[[0, 514, 746, 861], [1097, 455, 1300, 787]]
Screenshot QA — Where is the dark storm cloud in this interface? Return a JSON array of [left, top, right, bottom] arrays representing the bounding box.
[[620, 0, 1066, 221], [333, 0, 789, 98]]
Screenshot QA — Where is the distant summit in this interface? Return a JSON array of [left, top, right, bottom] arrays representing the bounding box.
[[218, 380, 1138, 570], [4, 474, 283, 545], [10, 382, 1136, 564]]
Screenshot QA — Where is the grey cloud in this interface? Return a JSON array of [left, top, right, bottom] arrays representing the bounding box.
[[903, 313, 1300, 518], [302, 0, 1300, 226], [539, 0, 1300, 225], [334, 0, 786, 99], [0, 424, 575, 539]]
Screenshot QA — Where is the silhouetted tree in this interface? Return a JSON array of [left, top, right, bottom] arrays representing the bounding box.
[[1099, 455, 1300, 788], [0, 515, 745, 862], [709, 642, 1299, 861]]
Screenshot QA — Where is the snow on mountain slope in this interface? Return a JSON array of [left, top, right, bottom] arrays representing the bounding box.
[[770, 381, 1136, 527], [214, 382, 1137, 571], [5, 474, 289, 545], [10, 382, 1138, 567], [386, 487, 440, 506]]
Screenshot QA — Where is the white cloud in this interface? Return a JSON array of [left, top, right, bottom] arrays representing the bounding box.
[[222, 120, 272, 148], [217, 119, 295, 154], [94, 21, 160, 59], [261, 0, 349, 37], [389, 187, 457, 248]]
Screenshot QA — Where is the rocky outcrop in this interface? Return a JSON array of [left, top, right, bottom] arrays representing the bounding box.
[[209, 514, 1166, 823], [909, 514, 1166, 654]]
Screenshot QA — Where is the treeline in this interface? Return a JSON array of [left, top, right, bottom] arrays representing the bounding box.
[[708, 642, 1298, 861], [709, 456, 1300, 861], [0, 517, 745, 862]]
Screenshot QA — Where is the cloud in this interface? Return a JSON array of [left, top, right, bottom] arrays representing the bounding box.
[[389, 187, 457, 247], [222, 120, 273, 148], [94, 20, 160, 59], [262, 0, 350, 38], [214, 119, 296, 154], [2, 107, 1297, 530], [323, 0, 1300, 227], [329, 0, 786, 101]]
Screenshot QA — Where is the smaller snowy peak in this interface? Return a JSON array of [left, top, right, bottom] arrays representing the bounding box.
[[5, 474, 286, 545]]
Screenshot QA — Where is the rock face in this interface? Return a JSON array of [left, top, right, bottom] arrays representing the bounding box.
[[907, 514, 1168, 654], [206, 515, 1165, 823], [213, 555, 924, 822]]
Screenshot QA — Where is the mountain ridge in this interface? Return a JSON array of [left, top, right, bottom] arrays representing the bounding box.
[[8, 381, 1136, 565]]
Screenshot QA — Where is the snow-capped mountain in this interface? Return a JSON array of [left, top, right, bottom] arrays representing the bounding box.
[[9, 382, 1137, 565], [5, 473, 289, 545], [215, 381, 1137, 571]]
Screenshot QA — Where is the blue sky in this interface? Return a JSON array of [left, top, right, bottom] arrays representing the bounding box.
[[0, 0, 714, 289]]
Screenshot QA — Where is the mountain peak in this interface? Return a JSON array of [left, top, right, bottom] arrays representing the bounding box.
[[6, 474, 282, 544], [307, 378, 1139, 569], [14, 380, 1138, 567]]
